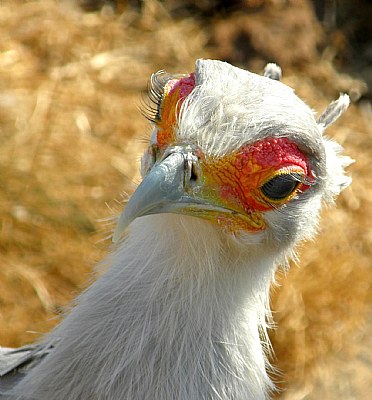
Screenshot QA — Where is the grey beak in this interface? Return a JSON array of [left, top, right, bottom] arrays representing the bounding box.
[[112, 152, 188, 242]]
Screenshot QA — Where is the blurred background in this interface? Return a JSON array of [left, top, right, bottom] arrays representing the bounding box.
[[0, 0, 371, 398]]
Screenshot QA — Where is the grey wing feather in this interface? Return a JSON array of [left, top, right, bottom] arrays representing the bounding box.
[[0, 344, 54, 397]]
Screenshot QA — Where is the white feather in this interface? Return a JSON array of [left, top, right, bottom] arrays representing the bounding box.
[[12, 215, 281, 400]]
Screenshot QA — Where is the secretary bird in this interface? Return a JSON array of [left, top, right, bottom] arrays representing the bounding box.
[[0, 59, 351, 399]]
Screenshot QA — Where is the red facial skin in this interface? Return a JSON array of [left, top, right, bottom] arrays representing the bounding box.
[[202, 137, 313, 213], [156, 73, 195, 150]]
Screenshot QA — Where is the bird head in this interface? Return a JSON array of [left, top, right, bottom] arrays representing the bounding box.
[[113, 60, 351, 253]]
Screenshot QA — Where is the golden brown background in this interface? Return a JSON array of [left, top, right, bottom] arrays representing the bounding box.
[[0, 0, 371, 398]]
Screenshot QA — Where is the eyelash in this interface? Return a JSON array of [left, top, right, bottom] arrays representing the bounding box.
[[141, 71, 173, 123]]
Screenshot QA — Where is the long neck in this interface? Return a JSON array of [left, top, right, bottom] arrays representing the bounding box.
[[14, 215, 277, 400]]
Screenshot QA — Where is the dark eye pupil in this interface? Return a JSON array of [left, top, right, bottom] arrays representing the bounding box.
[[261, 174, 299, 200]]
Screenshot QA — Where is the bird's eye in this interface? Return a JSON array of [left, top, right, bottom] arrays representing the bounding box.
[[260, 174, 300, 201]]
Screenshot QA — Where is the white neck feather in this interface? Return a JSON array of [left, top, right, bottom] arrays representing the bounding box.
[[13, 215, 279, 400]]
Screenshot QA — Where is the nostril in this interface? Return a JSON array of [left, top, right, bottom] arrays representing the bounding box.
[[190, 163, 198, 182], [184, 150, 201, 190]]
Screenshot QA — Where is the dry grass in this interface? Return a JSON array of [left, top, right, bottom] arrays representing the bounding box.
[[0, 1, 370, 398]]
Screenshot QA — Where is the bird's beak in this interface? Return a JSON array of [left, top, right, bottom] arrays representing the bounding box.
[[113, 148, 265, 242], [113, 150, 199, 242]]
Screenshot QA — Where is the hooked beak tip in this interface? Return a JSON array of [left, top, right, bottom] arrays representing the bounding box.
[[112, 213, 129, 243]]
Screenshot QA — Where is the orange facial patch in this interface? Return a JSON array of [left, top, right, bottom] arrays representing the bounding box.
[[157, 73, 196, 150], [203, 137, 313, 215]]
